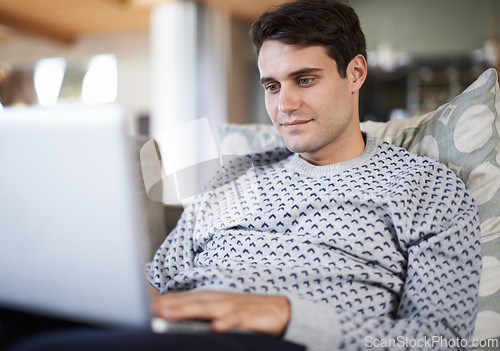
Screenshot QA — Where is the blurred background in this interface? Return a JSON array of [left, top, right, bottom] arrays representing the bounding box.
[[0, 0, 496, 136]]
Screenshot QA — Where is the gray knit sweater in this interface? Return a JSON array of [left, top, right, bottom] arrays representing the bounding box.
[[146, 135, 481, 351]]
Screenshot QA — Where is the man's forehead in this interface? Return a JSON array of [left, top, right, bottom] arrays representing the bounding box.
[[259, 41, 327, 60], [258, 41, 335, 78]]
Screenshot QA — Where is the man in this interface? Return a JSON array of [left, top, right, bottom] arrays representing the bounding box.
[[8, 1, 481, 350], [148, 0, 481, 350]]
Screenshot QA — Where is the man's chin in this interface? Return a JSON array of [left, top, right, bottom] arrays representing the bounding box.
[[280, 129, 317, 153], [283, 140, 314, 154]]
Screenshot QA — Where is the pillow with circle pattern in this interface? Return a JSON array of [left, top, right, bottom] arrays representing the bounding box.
[[217, 68, 500, 349]]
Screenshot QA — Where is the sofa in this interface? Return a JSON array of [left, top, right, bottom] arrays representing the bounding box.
[[139, 68, 500, 349]]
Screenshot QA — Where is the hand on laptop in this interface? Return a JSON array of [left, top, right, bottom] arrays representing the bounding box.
[[151, 289, 290, 336]]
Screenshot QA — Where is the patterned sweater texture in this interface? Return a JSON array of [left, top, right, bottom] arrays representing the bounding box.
[[146, 135, 482, 351]]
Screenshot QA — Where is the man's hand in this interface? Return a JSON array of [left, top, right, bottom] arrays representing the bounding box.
[[151, 290, 290, 336]]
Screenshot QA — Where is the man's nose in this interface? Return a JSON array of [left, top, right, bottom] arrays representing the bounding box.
[[278, 87, 300, 114]]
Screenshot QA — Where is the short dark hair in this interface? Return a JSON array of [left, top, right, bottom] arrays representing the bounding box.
[[250, 0, 367, 78]]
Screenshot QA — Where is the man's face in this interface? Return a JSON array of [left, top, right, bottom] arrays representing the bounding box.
[[258, 40, 363, 165]]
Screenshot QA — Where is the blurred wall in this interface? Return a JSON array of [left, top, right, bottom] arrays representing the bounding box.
[[0, 32, 150, 133], [351, 0, 494, 57]]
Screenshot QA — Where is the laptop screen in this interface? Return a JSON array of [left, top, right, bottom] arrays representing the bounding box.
[[0, 104, 151, 328]]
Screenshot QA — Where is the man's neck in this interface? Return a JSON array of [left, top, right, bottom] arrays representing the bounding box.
[[298, 131, 366, 166]]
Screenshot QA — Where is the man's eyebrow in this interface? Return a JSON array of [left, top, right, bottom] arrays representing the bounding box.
[[260, 67, 323, 86]]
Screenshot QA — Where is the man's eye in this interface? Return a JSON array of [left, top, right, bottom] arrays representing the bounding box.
[[298, 78, 315, 85], [265, 84, 280, 93]]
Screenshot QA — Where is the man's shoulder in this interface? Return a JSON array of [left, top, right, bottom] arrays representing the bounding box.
[[209, 147, 292, 189], [374, 138, 444, 169], [372, 137, 466, 188]]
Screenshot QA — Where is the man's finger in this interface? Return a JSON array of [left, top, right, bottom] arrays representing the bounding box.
[[155, 293, 227, 320], [152, 290, 290, 336]]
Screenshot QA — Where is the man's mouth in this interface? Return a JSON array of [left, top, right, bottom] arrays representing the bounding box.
[[282, 119, 312, 128]]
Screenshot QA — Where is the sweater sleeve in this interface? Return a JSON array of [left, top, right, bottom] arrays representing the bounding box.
[[145, 200, 199, 292], [144, 160, 250, 292], [283, 166, 482, 351]]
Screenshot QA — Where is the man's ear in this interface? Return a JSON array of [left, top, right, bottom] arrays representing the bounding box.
[[348, 54, 367, 93]]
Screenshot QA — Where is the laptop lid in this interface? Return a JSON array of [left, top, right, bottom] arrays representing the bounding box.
[[0, 104, 151, 328]]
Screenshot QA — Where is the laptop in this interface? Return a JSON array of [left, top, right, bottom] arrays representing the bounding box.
[[0, 104, 152, 329]]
